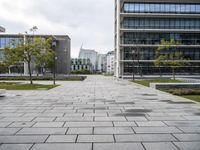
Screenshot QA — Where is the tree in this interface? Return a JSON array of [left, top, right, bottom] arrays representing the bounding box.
[[3, 36, 54, 84], [155, 39, 189, 80], [34, 38, 55, 75]]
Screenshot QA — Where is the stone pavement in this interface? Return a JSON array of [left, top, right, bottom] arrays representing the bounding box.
[[0, 75, 200, 150]]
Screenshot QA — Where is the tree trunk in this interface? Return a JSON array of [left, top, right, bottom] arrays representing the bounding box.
[[172, 67, 175, 80], [28, 62, 33, 84]]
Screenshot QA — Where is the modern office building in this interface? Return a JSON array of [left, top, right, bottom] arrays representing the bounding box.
[[71, 58, 92, 72], [0, 34, 71, 74], [79, 48, 98, 72], [106, 51, 115, 74], [115, 0, 200, 78], [0, 26, 5, 32]]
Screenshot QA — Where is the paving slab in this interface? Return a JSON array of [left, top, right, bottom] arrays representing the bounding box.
[[46, 135, 77, 143], [31, 143, 92, 150], [174, 142, 200, 150], [93, 143, 144, 150], [143, 142, 178, 150], [77, 135, 114, 143], [0, 144, 33, 150]]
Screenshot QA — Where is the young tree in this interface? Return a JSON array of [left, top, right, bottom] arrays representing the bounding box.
[[34, 38, 55, 75], [3, 36, 54, 84], [155, 39, 189, 80]]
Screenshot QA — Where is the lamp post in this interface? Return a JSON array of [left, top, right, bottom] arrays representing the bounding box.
[[52, 41, 57, 85], [131, 49, 136, 81]]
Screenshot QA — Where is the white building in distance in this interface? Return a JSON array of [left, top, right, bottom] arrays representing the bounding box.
[[106, 51, 115, 74], [97, 54, 107, 73], [79, 48, 98, 72]]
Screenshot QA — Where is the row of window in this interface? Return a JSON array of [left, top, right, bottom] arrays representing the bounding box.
[[123, 3, 200, 13], [71, 65, 91, 71], [123, 62, 200, 75], [0, 37, 20, 48], [123, 18, 200, 29], [123, 48, 200, 60], [123, 33, 200, 45], [71, 59, 91, 65]]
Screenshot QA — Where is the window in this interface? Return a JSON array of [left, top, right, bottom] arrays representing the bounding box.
[[140, 4, 145, 12], [135, 3, 140, 12]]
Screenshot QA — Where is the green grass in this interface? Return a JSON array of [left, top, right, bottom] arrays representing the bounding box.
[[0, 82, 58, 90], [133, 79, 183, 87], [182, 95, 200, 102], [0, 76, 86, 81]]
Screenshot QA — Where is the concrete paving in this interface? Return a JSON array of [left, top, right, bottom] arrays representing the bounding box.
[[0, 75, 200, 150]]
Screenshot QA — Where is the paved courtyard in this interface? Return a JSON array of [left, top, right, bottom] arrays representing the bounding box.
[[0, 75, 200, 150]]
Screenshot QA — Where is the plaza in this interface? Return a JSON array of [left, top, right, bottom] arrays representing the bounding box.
[[0, 75, 199, 150]]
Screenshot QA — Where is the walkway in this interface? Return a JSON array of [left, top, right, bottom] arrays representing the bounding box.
[[0, 75, 200, 150]]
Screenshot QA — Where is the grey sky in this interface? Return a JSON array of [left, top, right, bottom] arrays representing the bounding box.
[[0, 0, 114, 57]]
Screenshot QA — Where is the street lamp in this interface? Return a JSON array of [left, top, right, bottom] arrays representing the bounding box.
[[131, 49, 136, 81], [52, 41, 57, 85]]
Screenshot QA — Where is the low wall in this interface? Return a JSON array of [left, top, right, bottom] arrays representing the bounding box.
[[0, 89, 6, 97], [150, 83, 200, 90]]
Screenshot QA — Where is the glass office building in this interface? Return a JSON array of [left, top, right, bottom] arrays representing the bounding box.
[[115, 0, 200, 77], [0, 34, 71, 74]]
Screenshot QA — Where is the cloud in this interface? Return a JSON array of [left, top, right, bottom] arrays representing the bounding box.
[[0, 0, 114, 57]]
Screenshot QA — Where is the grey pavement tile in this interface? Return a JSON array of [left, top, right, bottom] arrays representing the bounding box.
[[115, 134, 177, 142], [33, 117, 56, 122], [126, 117, 148, 121], [0, 128, 21, 135], [93, 143, 144, 150], [33, 122, 64, 128], [94, 127, 134, 134], [174, 142, 200, 150], [84, 113, 107, 117], [133, 127, 182, 134], [0, 117, 35, 122], [0, 144, 32, 150], [147, 116, 186, 121], [64, 122, 113, 127], [17, 128, 67, 135], [164, 121, 200, 127], [46, 135, 77, 143], [173, 134, 200, 141], [136, 121, 167, 127], [0, 135, 48, 143], [8, 122, 35, 128], [178, 127, 200, 133], [0, 122, 11, 127], [31, 143, 92, 150], [77, 135, 114, 142], [55, 117, 93, 121], [67, 128, 93, 134], [113, 122, 137, 127], [143, 142, 178, 150], [183, 116, 200, 120], [95, 117, 126, 121]]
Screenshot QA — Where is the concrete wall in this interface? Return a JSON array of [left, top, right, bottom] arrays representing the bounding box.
[[54, 36, 71, 74]]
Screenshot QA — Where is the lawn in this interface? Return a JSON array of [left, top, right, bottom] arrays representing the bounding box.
[[0, 82, 58, 90], [133, 79, 183, 87], [182, 95, 200, 103]]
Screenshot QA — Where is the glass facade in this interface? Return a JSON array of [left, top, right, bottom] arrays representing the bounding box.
[[123, 32, 200, 45], [118, 1, 200, 75], [0, 37, 21, 61], [123, 18, 200, 29], [124, 47, 200, 60], [124, 3, 200, 14]]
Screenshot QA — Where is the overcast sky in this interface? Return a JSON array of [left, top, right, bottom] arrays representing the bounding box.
[[0, 0, 114, 57]]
